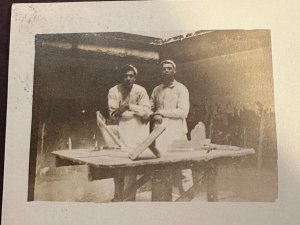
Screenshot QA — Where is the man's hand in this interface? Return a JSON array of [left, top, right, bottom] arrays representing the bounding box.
[[111, 103, 129, 118], [152, 113, 163, 124], [134, 110, 151, 122]]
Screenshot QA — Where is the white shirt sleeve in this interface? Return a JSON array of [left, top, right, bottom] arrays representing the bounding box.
[[108, 88, 119, 117], [129, 88, 151, 118]]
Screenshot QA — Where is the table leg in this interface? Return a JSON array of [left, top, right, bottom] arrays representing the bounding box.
[[113, 177, 125, 201], [112, 169, 126, 201], [151, 168, 173, 201], [206, 164, 218, 202], [123, 175, 137, 201], [121, 174, 151, 201]]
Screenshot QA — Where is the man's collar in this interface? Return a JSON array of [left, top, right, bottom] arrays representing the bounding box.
[[163, 80, 177, 88]]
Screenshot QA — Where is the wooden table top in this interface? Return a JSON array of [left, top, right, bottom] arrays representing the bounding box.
[[52, 144, 255, 169]]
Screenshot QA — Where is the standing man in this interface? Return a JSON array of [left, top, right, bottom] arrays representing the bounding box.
[[150, 60, 190, 201], [108, 64, 151, 201], [151, 60, 190, 152]]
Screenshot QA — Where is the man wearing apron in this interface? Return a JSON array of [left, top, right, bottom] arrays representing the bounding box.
[[108, 64, 151, 201], [151, 60, 190, 153], [150, 60, 190, 200]]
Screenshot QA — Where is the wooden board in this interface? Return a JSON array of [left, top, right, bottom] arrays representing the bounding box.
[[128, 126, 166, 160], [96, 111, 124, 148], [52, 146, 255, 169]]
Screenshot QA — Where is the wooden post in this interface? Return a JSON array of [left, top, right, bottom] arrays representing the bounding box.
[[257, 109, 265, 169], [208, 108, 215, 140], [40, 121, 46, 155], [206, 164, 218, 202], [243, 128, 246, 147], [36, 120, 46, 173], [68, 137, 72, 150]]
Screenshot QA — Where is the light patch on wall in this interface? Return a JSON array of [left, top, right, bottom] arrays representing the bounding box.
[[42, 41, 72, 49], [77, 43, 159, 60]]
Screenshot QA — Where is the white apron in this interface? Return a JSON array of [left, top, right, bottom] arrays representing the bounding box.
[[119, 115, 149, 151], [155, 118, 187, 153]]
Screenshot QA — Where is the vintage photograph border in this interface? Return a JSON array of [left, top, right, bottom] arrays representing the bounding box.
[[2, 1, 300, 225]]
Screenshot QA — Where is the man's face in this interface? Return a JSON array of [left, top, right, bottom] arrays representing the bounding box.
[[161, 63, 176, 84], [122, 70, 136, 88]]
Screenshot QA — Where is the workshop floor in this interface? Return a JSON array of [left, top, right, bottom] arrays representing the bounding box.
[[34, 164, 278, 202]]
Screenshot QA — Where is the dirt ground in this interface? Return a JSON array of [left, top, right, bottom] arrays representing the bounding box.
[[34, 162, 278, 202]]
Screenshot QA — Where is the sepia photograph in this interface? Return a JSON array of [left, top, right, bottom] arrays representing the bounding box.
[[30, 30, 277, 203], [2, 1, 300, 225]]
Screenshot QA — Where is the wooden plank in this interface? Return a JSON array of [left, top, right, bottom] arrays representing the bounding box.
[[96, 111, 124, 148], [88, 164, 153, 181], [52, 148, 254, 169], [55, 157, 81, 167], [175, 173, 205, 201], [88, 166, 120, 181], [128, 126, 166, 160], [149, 145, 162, 159]]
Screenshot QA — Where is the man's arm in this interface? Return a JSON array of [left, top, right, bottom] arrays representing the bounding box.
[[156, 85, 190, 119], [150, 88, 156, 113], [129, 88, 151, 119], [108, 87, 151, 120], [151, 87, 163, 124], [108, 88, 131, 119]]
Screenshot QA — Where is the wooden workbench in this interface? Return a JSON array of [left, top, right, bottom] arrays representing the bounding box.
[[52, 145, 255, 202]]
